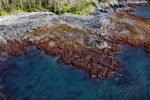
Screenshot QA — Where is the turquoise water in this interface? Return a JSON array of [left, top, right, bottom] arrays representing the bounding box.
[[0, 45, 150, 100], [132, 6, 150, 18]]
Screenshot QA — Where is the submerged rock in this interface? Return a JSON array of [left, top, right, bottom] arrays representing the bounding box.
[[144, 42, 150, 56], [0, 93, 6, 100]]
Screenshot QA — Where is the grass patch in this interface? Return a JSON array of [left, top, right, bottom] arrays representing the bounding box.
[[0, 0, 111, 16]]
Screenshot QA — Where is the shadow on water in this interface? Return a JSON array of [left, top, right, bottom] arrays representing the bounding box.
[[0, 45, 150, 100]]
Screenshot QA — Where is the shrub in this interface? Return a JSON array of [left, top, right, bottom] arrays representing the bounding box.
[[0, 0, 113, 15]]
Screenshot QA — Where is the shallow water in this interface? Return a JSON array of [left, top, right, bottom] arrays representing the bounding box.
[[0, 45, 150, 100], [132, 6, 150, 18]]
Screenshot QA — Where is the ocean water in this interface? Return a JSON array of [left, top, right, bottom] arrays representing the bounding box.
[[132, 6, 150, 18], [0, 45, 150, 100]]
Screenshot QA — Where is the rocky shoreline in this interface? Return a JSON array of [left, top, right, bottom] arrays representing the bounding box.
[[0, 3, 150, 79], [0, 23, 121, 78], [127, 0, 150, 7]]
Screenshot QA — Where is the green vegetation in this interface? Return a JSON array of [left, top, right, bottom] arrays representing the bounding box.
[[0, 0, 112, 15]]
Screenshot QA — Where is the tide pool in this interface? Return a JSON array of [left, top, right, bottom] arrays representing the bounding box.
[[0, 45, 150, 100], [132, 6, 150, 18]]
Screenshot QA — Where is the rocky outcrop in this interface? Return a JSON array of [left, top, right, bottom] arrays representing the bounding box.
[[103, 11, 150, 55], [32, 24, 121, 78], [126, 0, 150, 6], [0, 4, 149, 79], [0, 23, 122, 78]]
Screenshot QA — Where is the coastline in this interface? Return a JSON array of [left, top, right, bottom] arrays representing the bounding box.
[[0, 2, 150, 79]]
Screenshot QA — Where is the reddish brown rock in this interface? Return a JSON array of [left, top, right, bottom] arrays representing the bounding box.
[[0, 39, 32, 56], [0, 23, 127, 78]]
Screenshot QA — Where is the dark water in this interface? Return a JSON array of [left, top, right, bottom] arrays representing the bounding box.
[[132, 6, 150, 18], [0, 45, 150, 100]]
